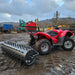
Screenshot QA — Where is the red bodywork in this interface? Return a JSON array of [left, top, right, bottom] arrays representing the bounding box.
[[32, 29, 73, 44], [26, 22, 36, 31]]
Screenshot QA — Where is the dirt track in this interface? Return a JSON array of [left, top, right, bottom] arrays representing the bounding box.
[[0, 33, 75, 75]]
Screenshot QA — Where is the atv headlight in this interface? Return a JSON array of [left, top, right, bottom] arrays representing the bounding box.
[[34, 35, 38, 39]]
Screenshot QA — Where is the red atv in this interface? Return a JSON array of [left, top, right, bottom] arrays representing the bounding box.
[[29, 27, 74, 55]]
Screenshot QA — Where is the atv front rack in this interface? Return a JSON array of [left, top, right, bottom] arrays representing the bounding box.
[[1, 40, 39, 66]]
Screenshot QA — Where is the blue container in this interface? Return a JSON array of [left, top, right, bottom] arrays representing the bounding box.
[[3, 24, 13, 30]]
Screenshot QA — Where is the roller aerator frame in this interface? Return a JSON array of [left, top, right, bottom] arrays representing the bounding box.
[[1, 40, 39, 66]]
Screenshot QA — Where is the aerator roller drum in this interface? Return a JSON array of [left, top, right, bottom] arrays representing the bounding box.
[[1, 41, 39, 66]]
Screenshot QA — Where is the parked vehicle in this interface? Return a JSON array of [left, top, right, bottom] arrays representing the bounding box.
[[29, 27, 74, 55], [3, 24, 13, 30], [19, 19, 36, 32], [1, 26, 74, 66]]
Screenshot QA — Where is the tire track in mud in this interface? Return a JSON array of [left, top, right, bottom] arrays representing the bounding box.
[[0, 48, 75, 75], [0, 35, 30, 73], [43, 48, 75, 75], [0, 35, 75, 75], [0, 52, 20, 72]]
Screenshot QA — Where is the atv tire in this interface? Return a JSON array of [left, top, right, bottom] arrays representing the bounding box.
[[62, 38, 74, 51], [35, 39, 51, 55]]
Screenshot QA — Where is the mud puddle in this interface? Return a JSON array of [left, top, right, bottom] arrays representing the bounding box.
[[0, 46, 75, 75], [0, 34, 75, 75]]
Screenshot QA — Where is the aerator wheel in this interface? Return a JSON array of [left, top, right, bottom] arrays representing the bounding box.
[[62, 38, 74, 51], [35, 39, 51, 55], [25, 50, 36, 66]]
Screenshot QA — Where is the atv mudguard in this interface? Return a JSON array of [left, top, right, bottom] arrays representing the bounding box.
[[33, 32, 51, 40], [59, 30, 73, 38]]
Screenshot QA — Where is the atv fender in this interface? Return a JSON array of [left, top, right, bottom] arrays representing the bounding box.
[[59, 30, 73, 38], [33, 32, 51, 40]]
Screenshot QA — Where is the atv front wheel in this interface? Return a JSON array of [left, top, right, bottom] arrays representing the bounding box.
[[62, 38, 74, 51], [35, 39, 51, 55]]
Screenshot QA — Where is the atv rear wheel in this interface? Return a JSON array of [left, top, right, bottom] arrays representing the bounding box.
[[62, 38, 74, 51], [35, 39, 51, 55]]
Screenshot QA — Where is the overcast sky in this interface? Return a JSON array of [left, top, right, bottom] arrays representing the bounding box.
[[0, 0, 75, 22]]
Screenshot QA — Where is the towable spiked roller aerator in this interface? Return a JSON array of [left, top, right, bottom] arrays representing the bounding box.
[[1, 40, 39, 66]]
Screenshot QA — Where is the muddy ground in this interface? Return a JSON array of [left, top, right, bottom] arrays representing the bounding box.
[[0, 33, 75, 75]]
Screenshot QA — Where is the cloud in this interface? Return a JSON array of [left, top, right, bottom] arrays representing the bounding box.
[[0, 0, 75, 22], [56, 0, 60, 1], [0, 13, 12, 22], [63, 0, 75, 10], [0, 0, 58, 22], [58, 0, 75, 18], [8, 0, 58, 16], [0, 0, 8, 3], [5, 13, 11, 18]]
